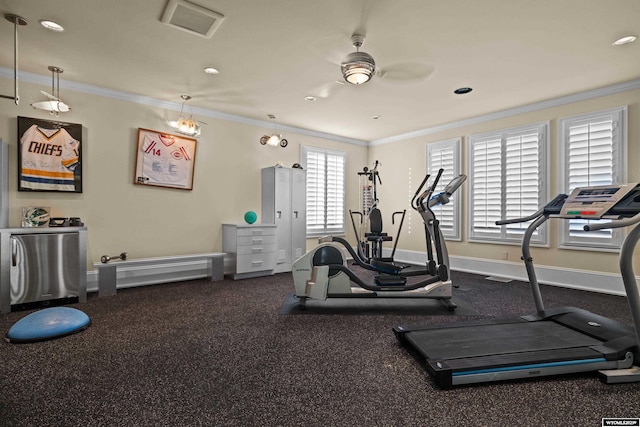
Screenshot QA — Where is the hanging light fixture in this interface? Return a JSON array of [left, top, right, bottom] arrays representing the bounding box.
[[341, 34, 376, 85], [31, 66, 71, 115], [259, 115, 288, 148], [1, 14, 28, 105], [167, 95, 201, 137]]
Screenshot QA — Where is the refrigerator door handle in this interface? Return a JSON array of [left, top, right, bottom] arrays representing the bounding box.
[[11, 236, 17, 266]]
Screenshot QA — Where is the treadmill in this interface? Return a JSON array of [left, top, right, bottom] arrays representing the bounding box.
[[393, 183, 640, 388]]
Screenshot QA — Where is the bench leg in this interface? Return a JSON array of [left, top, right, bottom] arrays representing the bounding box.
[[98, 265, 118, 297], [208, 256, 224, 281]]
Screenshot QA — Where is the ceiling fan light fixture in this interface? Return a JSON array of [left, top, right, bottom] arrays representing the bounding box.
[[341, 51, 376, 85]]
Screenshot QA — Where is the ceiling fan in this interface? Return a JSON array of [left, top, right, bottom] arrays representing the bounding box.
[[309, 32, 433, 99]]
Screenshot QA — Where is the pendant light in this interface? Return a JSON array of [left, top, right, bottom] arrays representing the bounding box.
[[31, 66, 71, 115], [259, 115, 288, 148], [167, 95, 201, 137], [0, 14, 27, 105]]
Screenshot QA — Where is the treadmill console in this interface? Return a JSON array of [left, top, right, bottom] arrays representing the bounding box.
[[557, 183, 640, 219]]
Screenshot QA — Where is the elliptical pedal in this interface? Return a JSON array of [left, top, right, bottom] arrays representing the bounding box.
[[374, 274, 407, 286]]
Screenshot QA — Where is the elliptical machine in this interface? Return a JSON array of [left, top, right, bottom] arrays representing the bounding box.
[[292, 168, 466, 311]]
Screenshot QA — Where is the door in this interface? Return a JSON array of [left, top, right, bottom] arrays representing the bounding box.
[[290, 168, 306, 261], [273, 168, 292, 272]]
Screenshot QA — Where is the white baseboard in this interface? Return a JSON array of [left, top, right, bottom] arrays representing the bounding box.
[[86, 250, 628, 297], [391, 249, 627, 296]]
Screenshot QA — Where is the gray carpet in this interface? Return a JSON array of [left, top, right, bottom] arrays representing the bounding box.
[[0, 269, 639, 426]]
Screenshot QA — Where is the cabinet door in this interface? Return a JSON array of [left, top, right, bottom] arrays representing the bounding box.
[[273, 168, 291, 270], [290, 168, 306, 261]]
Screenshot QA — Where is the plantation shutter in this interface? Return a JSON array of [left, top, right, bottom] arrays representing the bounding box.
[[468, 123, 547, 243], [302, 146, 345, 236], [471, 136, 502, 237], [560, 108, 626, 248], [325, 152, 345, 234], [427, 138, 461, 239], [504, 130, 542, 235]]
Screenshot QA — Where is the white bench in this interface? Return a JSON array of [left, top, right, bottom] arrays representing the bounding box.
[[93, 253, 225, 296]]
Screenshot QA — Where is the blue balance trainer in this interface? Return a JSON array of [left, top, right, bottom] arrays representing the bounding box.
[[5, 307, 91, 344]]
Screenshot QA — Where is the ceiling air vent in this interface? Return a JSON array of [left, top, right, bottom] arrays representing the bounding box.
[[161, 0, 225, 39]]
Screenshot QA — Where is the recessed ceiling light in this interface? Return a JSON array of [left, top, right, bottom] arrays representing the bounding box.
[[612, 35, 637, 46], [203, 67, 219, 74], [304, 96, 316, 101], [372, 115, 381, 120], [454, 87, 473, 95], [40, 20, 64, 32]]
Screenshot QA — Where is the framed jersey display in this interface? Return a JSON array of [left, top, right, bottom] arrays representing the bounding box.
[[17, 116, 82, 193], [134, 128, 197, 191]]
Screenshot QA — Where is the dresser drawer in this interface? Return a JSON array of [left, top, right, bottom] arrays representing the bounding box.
[[236, 226, 276, 237], [236, 252, 277, 274], [236, 234, 277, 247], [236, 243, 277, 255]]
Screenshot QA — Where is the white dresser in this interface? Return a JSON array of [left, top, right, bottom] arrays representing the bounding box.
[[222, 223, 277, 280]]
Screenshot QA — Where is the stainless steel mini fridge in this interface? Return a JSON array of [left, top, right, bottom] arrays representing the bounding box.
[[10, 232, 80, 307]]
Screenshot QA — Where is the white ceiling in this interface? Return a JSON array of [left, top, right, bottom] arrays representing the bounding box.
[[1, 0, 639, 143]]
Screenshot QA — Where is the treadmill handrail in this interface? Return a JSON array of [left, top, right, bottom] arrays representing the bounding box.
[[584, 211, 640, 231]]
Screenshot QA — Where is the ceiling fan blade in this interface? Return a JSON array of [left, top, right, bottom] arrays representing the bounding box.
[[377, 62, 434, 83], [308, 80, 346, 99]]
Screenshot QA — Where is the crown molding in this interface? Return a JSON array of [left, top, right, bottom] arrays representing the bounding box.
[[0, 67, 368, 147], [3, 67, 639, 148], [370, 78, 640, 146]]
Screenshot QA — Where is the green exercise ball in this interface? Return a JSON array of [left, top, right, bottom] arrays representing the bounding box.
[[244, 211, 257, 224]]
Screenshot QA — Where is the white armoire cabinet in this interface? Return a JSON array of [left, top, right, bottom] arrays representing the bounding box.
[[261, 166, 306, 273]]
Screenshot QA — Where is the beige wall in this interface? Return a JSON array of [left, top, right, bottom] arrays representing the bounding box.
[[369, 87, 640, 275], [2, 76, 639, 278], [0, 79, 367, 268]]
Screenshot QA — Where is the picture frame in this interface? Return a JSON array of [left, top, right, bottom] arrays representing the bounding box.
[[134, 128, 197, 191], [17, 116, 82, 193]]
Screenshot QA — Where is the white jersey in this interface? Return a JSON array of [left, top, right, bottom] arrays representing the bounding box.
[[20, 125, 80, 191], [140, 132, 192, 187]]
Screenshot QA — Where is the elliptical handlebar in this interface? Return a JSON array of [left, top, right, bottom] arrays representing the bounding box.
[[495, 208, 546, 226], [411, 174, 431, 210], [412, 169, 444, 211]]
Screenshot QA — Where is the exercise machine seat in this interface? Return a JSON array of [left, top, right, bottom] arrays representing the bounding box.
[[365, 209, 392, 241]]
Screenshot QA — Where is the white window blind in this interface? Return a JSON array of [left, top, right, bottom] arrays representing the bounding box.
[[468, 123, 548, 244], [426, 138, 462, 240], [302, 145, 346, 236], [559, 107, 626, 249]]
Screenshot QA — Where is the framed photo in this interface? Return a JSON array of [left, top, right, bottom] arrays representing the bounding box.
[[134, 128, 197, 190], [18, 116, 82, 192]]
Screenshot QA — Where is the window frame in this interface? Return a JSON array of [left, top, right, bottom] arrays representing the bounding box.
[[426, 138, 463, 241], [301, 145, 347, 237], [467, 122, 549, 245], [557, 106, 627, 251]]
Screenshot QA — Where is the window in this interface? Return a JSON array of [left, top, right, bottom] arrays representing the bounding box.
[[426, 138, 462, 240], [558, 107, 627, 250], [467, 123, 548, 244], [301, 145, 346, 236]]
